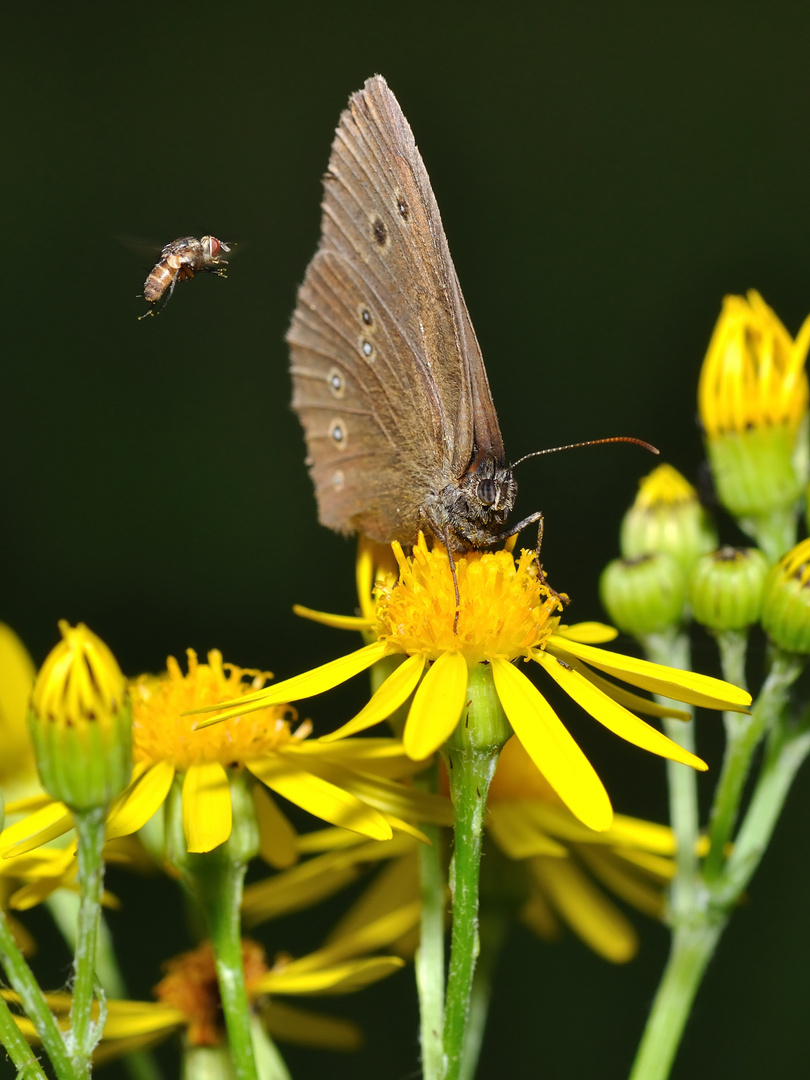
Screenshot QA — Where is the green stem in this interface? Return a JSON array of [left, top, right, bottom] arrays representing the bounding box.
[[414, 759, 446, 1080], [742, 507, 797, 564], [195, 855, 258, 1080], [47, 892, 164, 1080], [0, 906, 80, 1080], [440, 663, 509, 1080], [180, 773, 265, 1080], [704, 650, 801, 882], [631, 641, 809, 1080], [643, 632, 699, 914], [721, 718, 810, 898], [0, 977, 50, 1079], [629, 923, 723, 1080], [70, 807, 108, 1074]]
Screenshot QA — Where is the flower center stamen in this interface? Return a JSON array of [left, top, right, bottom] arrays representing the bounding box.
[[375, 537, 562, 667]]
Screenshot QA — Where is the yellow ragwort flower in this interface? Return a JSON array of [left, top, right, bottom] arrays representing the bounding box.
[[28, 621, 131, 812], [697, 291, 810, 553], [194, 537, 750, 832], [0, 648, 449, 861], [619, 463, 718, 574], [7, 927, 406, 1062], [0, 624, 37, 795], [698, 291, 810, 439]]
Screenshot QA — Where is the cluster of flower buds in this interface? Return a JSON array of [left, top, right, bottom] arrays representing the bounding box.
[[601, 290, 810, 654]]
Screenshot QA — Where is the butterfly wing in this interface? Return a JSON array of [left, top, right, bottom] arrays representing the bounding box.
[[287, 75, 505, 544]]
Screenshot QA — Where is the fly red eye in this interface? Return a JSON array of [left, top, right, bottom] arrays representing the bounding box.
[[209, 238, 220, 257]]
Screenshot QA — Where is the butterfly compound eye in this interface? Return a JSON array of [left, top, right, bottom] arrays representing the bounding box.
[[477, 478, 498, 506]]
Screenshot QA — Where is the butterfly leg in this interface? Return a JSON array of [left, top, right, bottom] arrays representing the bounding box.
[[441, 524, 462, 634], [490, 511, 569, 610]]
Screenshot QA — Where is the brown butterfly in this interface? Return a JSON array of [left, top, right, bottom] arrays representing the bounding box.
[[288, 76, 651, 569]]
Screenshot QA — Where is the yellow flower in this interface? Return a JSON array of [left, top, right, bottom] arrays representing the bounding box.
[[697, 291, 810, 555], [249, 737, 687, 964], [0, 624, 37, 796], [28, 621, 132, 812], [619, 464, 718, 574], [0, 649, 450, 861], [6, 928, 406, 1062], [193, 538, 750, 832], [698, 291, 810, 439]]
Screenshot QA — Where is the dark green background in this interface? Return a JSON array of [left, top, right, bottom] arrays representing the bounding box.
[[3, 3, 810, 1078]]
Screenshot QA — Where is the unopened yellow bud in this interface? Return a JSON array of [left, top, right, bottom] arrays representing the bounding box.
[[29, 622, 132, 811], [620, 464, 717, 575]]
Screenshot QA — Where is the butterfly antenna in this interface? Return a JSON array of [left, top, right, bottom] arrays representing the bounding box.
[[512, 436, 659, 469]]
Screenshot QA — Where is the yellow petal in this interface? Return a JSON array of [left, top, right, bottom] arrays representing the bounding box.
[[289, 752, 453, 827], [1, 802, 74, 858], [577, 847, 667, 919], [536, 652, 707, 771], [548, 637, 751, 711], [261, 1000, 361, 1050], [191, 642, 388, 728], [2, 794, 54, 816], [253, 785, 298, 869], [247, 760, 392, 841], [555, 622, 618, 644], [490, 658, 612, 832], [528, 856, 638, 963], [607, 814, 677, 855], [182, 762, 232, 853], [487, 803, 568, 859], [256, 956, 405, 995], [319, 654, 426, 742], [106, 761, 175, 840], [326, 851, 420, 943], [289, 737, 425, 779], [294, 900, 422, 973], [293, 604, 373, 632], [561, 657, 690, 721], [99, 1000, 187, 1039], [243, 862, 361, 926], [403, 651, 468, 760]]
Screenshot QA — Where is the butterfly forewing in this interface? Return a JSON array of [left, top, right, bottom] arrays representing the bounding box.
[[287, 75, 506, 546]]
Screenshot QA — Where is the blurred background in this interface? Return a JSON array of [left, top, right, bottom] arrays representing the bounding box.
[[3, 3, 810, 1077]]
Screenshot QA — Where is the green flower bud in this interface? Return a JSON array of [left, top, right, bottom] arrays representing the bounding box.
[[698, 291, 810, 557], [689, 547, 769, 632], [761, 538, 810, 653], [600, 554, 687, 637], [620, 464, 717, 575], [28, 621, 132, 812]]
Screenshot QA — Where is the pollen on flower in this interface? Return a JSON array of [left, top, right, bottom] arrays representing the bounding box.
[[375, 536, 562, 667], [131, 649, 306, 771], [154, 939, 268, 1046]]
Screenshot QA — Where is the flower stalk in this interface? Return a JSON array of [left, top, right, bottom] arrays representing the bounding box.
[[68, 807, 108, 1073], [643, 632, 700, 913], [440, 663, 509, 1080], [0, 903, 80, 1080], [179, 774, 263, 1080], [0, 991, 49, 1080], [414, 758, 446, 1080]]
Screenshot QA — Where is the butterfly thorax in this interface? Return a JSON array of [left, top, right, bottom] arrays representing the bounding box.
[[424, 452, 517, 550]]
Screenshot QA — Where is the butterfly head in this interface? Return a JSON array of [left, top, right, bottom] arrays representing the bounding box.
[[427, 452, 517, 550]]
